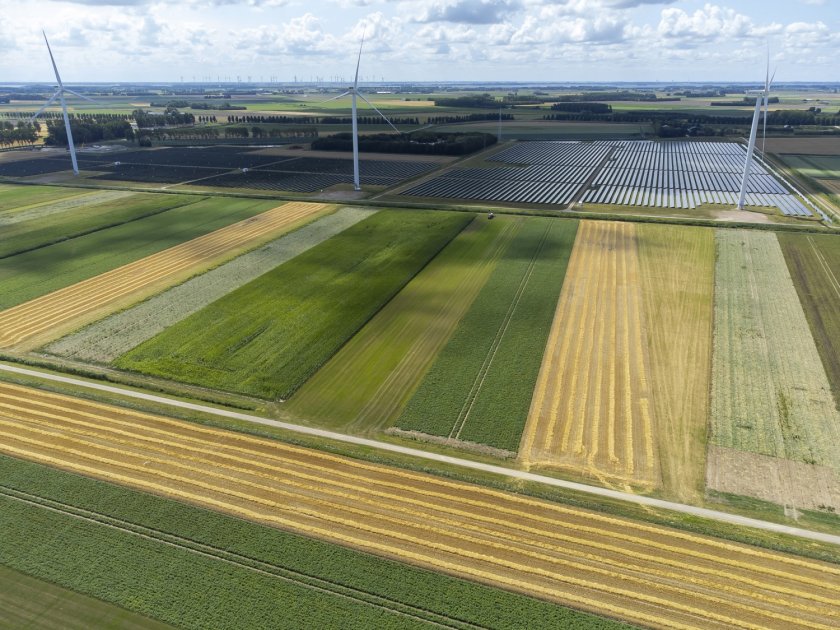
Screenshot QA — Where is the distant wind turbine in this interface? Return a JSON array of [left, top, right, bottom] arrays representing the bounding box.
[[30, 31, 98, 176], [322, 33, 401, 191], [737, 49, 775, 210]]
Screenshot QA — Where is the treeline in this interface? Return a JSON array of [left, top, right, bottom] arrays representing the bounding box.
[[0, 122, 39, 147], [312, 131, 497, 155], [434, 94, 499, 108], [132, 108, 195, 128], [550, 102, 612, 114], [143, 126, 317, 142], [190, 102, 246, 110], [427, 112, 513, 124], [711, 97, 780, 106], [554, 91, 680, 102], [46, 119, 134, 146], [319, 116, 420, 126]]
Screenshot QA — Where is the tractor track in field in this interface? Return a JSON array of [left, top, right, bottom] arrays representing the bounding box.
[[0, 486, 476, 630], [0, 380, 838, 629]]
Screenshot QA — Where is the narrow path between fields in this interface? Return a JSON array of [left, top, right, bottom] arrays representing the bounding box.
[[1, 362, 838, 547]]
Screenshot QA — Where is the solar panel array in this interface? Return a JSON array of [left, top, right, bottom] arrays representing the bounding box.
[[402, 142, 610, 205], [583, 141, 811, 216], [400, 140, 812, 217]]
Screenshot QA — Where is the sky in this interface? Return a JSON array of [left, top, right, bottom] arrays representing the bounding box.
[[0, 0, 837, 84]]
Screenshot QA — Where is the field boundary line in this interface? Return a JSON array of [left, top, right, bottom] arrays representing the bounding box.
[[1, 362, 839, 547], [0, 487, 475, 630]]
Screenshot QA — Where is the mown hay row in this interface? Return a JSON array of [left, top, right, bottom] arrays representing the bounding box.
[[0, 382, 837, 630], [520, 221, 658, 488], [0, 202, 330, 348]]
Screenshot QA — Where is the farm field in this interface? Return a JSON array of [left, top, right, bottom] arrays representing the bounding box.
[[288, 214, 519, 430], [116, 210, 472, 399], [778, 233, 840, 418], [0, 454, 624, 630], [0, 201, 331, 349], [0, 183, 88, 210], [0, 189, 192, 259], [520, 221, 659, 489], [0, 382, 837, 629], [636, 224, 715, 503], [395, 217, 577, 453], [708, 230, 840, 512], [777, 154, 840, 195], [46, 207, 376, 363], [0, 564, 175, 630], [0, 195, 277, 311]]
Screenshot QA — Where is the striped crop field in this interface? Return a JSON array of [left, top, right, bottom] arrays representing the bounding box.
[[288, 215, 518, 430], [0, 201, 332, 350], [636, 224, 715, 502], [708, 230, 840, 511], [0, 382, 838, 629], [519, 221, 658, 488], [395, 217, 577, 453]]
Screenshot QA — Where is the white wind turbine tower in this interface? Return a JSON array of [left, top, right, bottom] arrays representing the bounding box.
[[322, 33, 401, 191], [737, 50, 775, 210], [30, 31, 98, 176]]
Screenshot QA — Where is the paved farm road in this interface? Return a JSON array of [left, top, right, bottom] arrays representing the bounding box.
[[1, 362, 838, 547]]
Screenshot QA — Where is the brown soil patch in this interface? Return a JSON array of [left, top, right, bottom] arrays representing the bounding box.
[[765, 137, 840, 156], [707, 445, 840, 512], [714, 209, 773, 223]]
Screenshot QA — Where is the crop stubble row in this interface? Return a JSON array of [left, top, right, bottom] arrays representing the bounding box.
[[520, 221, 657, 487], [0, 202, 330, 348], [0, 382, 837, 630]]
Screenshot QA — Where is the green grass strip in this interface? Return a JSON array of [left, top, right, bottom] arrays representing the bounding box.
[[0, 183, 89, 212], [0, 454, 630, 630], [116, 210, 473, 400], [0, 191, 189, 259], [396, 217, 577, 452], [0, 196, 279, 310]]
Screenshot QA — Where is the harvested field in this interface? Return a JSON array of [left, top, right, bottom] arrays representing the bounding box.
[[116, 211, 471, 399], [636, 224, 715, 502], [289, 215, 518, 430], [0, 381, 838, 630], [0, 201, 331, 349], [710, 231, 840, 472], [47, 207, 375, 363], [395, 218, 577, 452], [520, 221, 658, 489], [778, 233, 840, 408]]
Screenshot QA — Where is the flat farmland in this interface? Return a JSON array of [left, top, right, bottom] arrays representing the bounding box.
[[0, 382, 837, 630], [288, 215, 518, 430], [0, 189, 190, 259], [520, 221, 658, 489], [778, 233, 840, 415], [0, 564, 175, 630], [116, 211, 472, 399], [0, 455, 623, 630], [708, 230, 840, 511], [0, 201, 332, 349], [0, 183, 89, 209], [636, 224, 715, 502], [395, 217, 577, 453], [0, 195, 276, 311]]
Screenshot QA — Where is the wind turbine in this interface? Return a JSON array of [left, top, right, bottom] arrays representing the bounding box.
[[322, 34, 401, 191], [737, 49, 775, 210], [30, 31, 98, 176]]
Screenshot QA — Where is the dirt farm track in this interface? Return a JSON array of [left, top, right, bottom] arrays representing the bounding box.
[[0, 381, 838, 629]]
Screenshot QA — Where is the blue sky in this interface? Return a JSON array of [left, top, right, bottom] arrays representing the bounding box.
[[0, 0, 837, 83]]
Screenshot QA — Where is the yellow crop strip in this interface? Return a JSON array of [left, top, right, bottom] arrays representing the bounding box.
[[2, 406, 836, 618], [0, 381, 835, 584], [0, 421, 830, 630], [0, 202, 329, 347]]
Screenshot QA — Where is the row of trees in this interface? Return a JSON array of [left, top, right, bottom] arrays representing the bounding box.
[[550, 102, 612, 114], [312, 131, 497, 155], [46, 119, 134, 145], [0, 121, 39, 147]]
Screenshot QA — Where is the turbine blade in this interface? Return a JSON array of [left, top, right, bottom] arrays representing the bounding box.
[[357, 91, 400, 134], [318, 91, 351, 105], [765, 43, 770, 92], [354, 30, 366, 89], [29, 90, 61, 121], [63, 88, 100, 105], [43, 31, 63, 87], [769, 68, 777, 90]]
